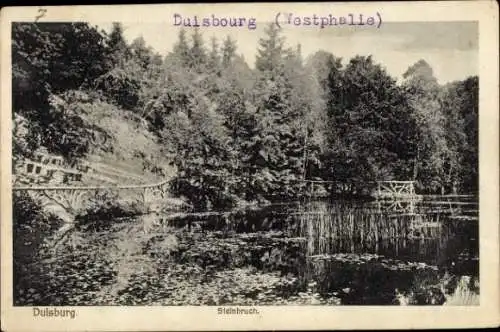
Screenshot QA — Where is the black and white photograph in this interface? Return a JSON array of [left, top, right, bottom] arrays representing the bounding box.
[[1, 2, 499, 331]]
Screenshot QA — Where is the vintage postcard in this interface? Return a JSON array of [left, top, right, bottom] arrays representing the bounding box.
[[1, 1, 499, 331]]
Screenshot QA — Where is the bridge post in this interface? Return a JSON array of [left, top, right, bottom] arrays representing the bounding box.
[[141, 182, 167, 211], [409, 199, 415, 214]]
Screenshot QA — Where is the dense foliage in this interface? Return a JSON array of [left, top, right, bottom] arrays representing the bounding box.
[[12, 22, 479, 208]]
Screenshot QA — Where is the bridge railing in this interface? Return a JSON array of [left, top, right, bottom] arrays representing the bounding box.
[[12, 179, 170, 191]]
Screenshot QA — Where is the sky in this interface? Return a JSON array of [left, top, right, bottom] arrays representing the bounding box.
[[92, 21, 478, 84]]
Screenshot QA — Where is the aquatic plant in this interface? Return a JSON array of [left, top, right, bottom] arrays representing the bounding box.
[[443, 276, 479, 306]]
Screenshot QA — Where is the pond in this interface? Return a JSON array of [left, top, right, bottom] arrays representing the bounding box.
[[18, 196, 479, 306]]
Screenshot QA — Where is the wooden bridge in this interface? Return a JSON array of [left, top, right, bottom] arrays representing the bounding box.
[[297, 179, 418, 199], [373, 181, 416, 199]]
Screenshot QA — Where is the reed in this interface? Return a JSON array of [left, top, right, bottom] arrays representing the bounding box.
[[298, 202, 440, 256]]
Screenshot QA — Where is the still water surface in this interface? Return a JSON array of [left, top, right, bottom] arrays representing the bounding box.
[[136, 196, 478, 305], [31, 196, 478, 306]]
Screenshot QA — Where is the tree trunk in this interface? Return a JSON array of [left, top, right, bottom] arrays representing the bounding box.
[[300, 127, 309, 196], [301, 128, 309, 180], [413, 147, 420, 180]]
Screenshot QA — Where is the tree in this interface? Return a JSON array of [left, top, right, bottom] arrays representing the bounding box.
[[221, 35, 237, 67], [255, 23, 286, 76], [440, 76, 478, 193], [324, 56, 416, 190], [286, 49, 328, 181], [251, 24, 307, 198], [172, 28, 190, 67], [403, 60, 449, 193], [12, 23, 111, 99], [130, 36, 158, 70], [207, 36, 221, 75], [95, 63, 141, 110], [107, 22, 131, 66], [189, 28, 207, 71], [12, 22, 112, 160], [162, 99, 236, 210]]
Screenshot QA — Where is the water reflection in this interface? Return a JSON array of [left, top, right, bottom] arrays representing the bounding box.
[[157, 197, 479, 305]]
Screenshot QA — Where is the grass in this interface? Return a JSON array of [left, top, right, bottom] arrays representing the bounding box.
[[298, 202, 434, 256]]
